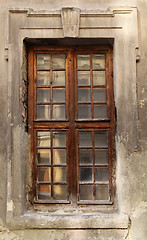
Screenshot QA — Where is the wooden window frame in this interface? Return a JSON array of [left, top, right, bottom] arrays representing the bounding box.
[[28, 45, 115, 205]]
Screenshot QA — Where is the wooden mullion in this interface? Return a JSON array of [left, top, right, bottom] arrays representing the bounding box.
[[51, 131, 53, 197], [90, 54, 94, 119], [50, 55, 53, 119]]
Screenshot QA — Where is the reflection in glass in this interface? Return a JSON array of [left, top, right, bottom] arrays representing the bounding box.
[[37, 131, 50, 147], [78, 88, 91, 102], [37, 89, 50, 103], [38, 167, 51, 182], [79, 185, 93, 200], [94, 105, 107, 119], [52, 55, 65, 69], [37, 149, 51, 164], [53, 105, 65, 120], [37, 72, 50, 85], [79, 168, 93, 182], [79, 149, 92, 165], [53, 88, 65, 103], [93, 88, 106, 103], [95, 168, 109, 182], [53, 132, 66, 147], [77, 55, 90, 69], [38, 185, 51, 200], [95, 150, 108, 165], [93, 71, 106, 85], [92, 54, 105, 69], [53, 185, 67, 200], [78, 71, 90, 86], [52, 71, 65, 86], [53, 149, 66, 165], [37, 105, 50, 120], [79, 132, 92, 147], [94, 131, 108, 147], [37, 54, 50, 69], [53, 167, 66, 182], [96, 185, 109, 200], [78, 105, 91, 119]]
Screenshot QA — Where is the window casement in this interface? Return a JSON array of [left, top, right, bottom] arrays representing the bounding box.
[[28, 46, 115, 205]]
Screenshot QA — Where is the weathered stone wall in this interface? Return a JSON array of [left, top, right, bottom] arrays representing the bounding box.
[[0, 0, 147, 239]]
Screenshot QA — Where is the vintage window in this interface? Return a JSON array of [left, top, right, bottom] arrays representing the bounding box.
[[28, 46, 115, 205]]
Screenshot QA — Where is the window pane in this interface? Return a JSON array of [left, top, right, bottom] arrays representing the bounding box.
[[53, 149, 66, 165], [79, 185, 93, 200], [37, 89, 50, 103], [93, 71, 106, 85], [94, 131, 108, 147], [53, 185, 67, 200], [78, 105, 91, 119], [79, 168, 93, 182], [78, 88, 91, 102], [37, 105, 50, 120], [77, 55, 90, 69], [95, 168, 109, 182], [37, 72, 50, 85], [79, 149, 93, 165], [52, 71, 65, 86], [92, 54, 105, 69], [78, 71, 90, 86], [37, 131, 50, 147], [53, 132, 66, 147], [38, 185, 51, 200], [94, 105, 107, 119], [37, 149, 51, 164], [93, 88, 106, 103], [53, 105, 65, 120], [95, 150, 108, 165], [53, 167, 66, 182], [96, 185, 109, 200], [79, 132, 92, 147], [37, 54, 50, 69], [53, 88, 65, 103], [52, 55, 65, 69], [38, 167, 51, 182]]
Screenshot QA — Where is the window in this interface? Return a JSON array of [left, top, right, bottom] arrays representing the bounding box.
[[28, 46, 115, 205]]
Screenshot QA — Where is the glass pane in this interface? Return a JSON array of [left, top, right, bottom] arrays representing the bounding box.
[[94, 131, 108, 147], [94, 105, 107, 119], [78, 105, 91, 119], [93, 88, 106, 103], [37, 72, 50, 85], [53, 132, 66, 147], [79, 185, 93, 200], [37, 89, 50, 102], [95, 150, 108, 165], [78, 88, 91, 103], [79, 149, 93, 165], [93, 71, 106, 85], [37, 131, 50, 147], [38, 167, 51, 182], [53, 88, 65, 103], [96, 185, 109, 200], [78, 71, 90, 86], [37, 54, 50, 69], [79, 168, 93, 182], [77, 55, 90, 69], [38, 185, 51, 200], [53, 149, 66, 165], [53, 105, 65, 120], [53, 167, 66, 182], [53, 185, 67, 200], [52, 55, 65, 69], [92, 54, 105, 69], [95, 168, 109, 182], [79, 132, 92, 147], [37, 105, 50, 120], [37, 149, 51, 164], [52, 71, 65, 86]]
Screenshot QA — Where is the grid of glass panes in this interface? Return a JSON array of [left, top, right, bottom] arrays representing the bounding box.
[[37, 130, 68, 201], [36, 54, 66, 120], [77, 54, 107, 119], [78, 130, 110, 201]]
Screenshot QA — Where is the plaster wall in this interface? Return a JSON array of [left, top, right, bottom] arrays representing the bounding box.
[[0, 0, 147, 239]]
